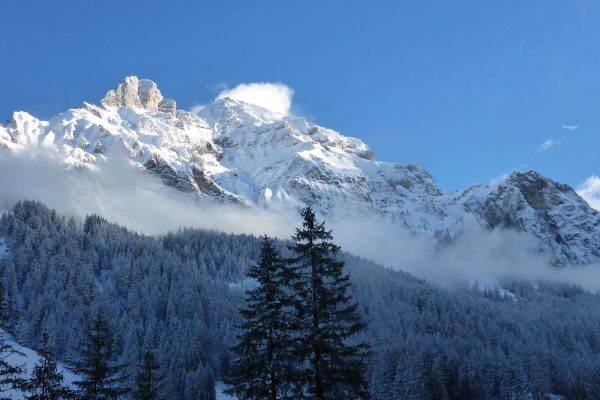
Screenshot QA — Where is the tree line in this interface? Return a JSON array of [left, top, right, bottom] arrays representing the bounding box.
[[3, 200, 600, 398]]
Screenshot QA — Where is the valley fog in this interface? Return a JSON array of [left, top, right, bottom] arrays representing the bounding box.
[[2, 151, 599, 292]]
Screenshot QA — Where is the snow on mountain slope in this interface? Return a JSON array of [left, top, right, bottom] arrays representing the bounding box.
[[1, 76, 599, 266]]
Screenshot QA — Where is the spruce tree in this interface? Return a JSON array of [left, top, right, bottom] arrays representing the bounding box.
[[22, 333, 72, 399], [288, 207, 370, 399], [0, 281, 25, 399], [226, 235, 294, 400], [68, 312, 130, 399], [133, 351, 163, 400], [198, 368, 216, 400]]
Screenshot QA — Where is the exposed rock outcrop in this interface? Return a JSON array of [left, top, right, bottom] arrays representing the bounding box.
[[100, 76, 176, 115], [138, 79, 164, 111], [158, 99, 176, 117]]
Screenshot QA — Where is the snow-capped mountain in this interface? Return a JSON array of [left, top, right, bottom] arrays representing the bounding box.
[[1, 76, 599, 266]]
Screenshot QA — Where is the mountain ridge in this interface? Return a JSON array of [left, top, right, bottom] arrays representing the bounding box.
[[1, 76, 599, 266]]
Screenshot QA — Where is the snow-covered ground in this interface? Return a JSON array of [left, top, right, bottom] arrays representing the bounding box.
[[1, 332, 77, 398], [216, 381, 235, 399], [1, 332, 237, 399]]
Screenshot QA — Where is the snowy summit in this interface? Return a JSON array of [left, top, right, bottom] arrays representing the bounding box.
[[1, 76, 599, 266]]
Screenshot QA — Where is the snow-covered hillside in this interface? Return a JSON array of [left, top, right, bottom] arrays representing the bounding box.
[[0, 332, 234, 399], [0, 331, 77, 398], [1, 76, 599, 266]]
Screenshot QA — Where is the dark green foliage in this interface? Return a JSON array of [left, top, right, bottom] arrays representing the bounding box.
[[287, 207, 370, 399], [226, 235, 294, 400], [68, 312, 130, 399], [133, 351, 163, 400], [22, 333, 72, 399], [0, 281, 25, 399]]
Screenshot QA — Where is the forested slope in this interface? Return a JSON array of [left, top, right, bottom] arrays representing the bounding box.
[[1, 200, 600, 399]]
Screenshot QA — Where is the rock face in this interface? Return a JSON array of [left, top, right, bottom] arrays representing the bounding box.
[[158, 98, 176, 117], [459, 171, 600, 265], [138, 79, 164, 111], [101, 76, 176, 116], [2, 77, 600, 266]]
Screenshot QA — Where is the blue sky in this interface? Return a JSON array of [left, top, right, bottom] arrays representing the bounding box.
[[1, 1, 599, 194]]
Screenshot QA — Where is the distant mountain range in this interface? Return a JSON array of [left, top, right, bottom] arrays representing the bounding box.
[[1, 76, 599, 266]]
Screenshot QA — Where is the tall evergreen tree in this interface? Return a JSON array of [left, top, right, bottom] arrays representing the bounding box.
[[288, 207, 370, 399], [0, 281, 25, 399], [22, 332, 72, 400], [226, 235, 294, 400], [198, 368, 216, 400], [133, 351, 163, 400], [68, 312, 130, 400]]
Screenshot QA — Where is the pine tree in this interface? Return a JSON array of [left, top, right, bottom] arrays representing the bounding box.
[[198, 368, 216, 400], [22, 333, 72, 400], [68, 312, 130, 400], [226, 235, 294, 400], [288, 207, 370, 399], [0, 281, 25, 399], [133, 351, 163, 400]]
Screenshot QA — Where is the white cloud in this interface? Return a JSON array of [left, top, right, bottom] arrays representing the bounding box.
[[0, 150, 297, 239], [577, 176, 600, 211], [332, 216, 600, 292], [189, 103, 205, 114], [216, 82, 294, 115], [537, 139, 559, 152], [489, 173, 510, 185], [562, 125, 578, 130]]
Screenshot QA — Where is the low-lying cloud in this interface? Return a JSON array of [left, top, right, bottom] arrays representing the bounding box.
[[216, 82, 294, 115], [577, 176, 600, 212], [2, 150, 600, 292], [0, 150, 297, 239], [332, 217, 600, 292]]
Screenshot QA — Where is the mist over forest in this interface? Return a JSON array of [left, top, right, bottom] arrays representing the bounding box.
[[1, 200, 600, 398]]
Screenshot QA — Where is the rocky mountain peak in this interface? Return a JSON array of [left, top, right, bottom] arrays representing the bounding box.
[[505, 170, 578, 212], [100, 76, 176, 116], [1, 77, 599, 266]]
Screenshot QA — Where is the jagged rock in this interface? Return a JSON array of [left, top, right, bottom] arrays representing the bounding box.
[[101, 76, 141, 108], [81, 102, 104, 118], [118, 76, 141, 107], [143, 157, 194, 193], [78, 137, 89, 149], [158, 98, 176, 117], [190, 167, 224, 197], [100, 76, 172, 113], [100, 90, 119, 108], [358, 150, 375, 161], [138, 79, 164, 111]]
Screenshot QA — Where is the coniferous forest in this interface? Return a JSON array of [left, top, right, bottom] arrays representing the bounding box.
[[2, 200, 600, 399]]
